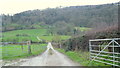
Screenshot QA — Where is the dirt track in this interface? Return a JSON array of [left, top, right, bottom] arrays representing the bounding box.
[[20, 42, 80, 66], [3, 42, 80, 66]]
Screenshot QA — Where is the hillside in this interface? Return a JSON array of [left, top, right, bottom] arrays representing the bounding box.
[[2, 2, 118, 32]]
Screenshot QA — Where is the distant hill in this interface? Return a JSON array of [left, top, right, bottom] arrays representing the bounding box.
[[2, 2, 118, 32]]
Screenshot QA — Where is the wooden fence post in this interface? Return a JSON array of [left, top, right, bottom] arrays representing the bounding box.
[[21, 44, 23, 51], [27, 41, 32, 54]]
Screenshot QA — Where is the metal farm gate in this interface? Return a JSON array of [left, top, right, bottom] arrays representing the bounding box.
[[89, 38, 120, 67]]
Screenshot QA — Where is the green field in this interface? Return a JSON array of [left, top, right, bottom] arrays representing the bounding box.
[[75, 27, 91, 31], [2, 27, 91, 42], [39, 35, 70, 41], [1, 44, 47, 60], [2, 29, 70, 42], [2, 29, 47, 42]]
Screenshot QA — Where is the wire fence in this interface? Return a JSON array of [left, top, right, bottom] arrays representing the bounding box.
[[0, 41, 47, 60]]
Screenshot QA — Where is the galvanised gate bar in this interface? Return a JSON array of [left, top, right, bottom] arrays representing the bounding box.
[[89, 38, 120, 67]]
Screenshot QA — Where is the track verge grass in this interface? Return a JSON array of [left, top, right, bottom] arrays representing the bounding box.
[[57, 48, 111, 67]]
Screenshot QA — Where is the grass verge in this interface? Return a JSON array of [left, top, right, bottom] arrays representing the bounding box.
[[57, 48, 111, 67]]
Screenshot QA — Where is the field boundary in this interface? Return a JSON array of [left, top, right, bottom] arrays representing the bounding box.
[[1, 41, 47, 60]]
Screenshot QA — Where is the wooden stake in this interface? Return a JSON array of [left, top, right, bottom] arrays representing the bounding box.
[[27, 41, 32, 54]]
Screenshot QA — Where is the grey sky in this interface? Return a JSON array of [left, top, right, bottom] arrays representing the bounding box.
[[0, 0, 119, 15]]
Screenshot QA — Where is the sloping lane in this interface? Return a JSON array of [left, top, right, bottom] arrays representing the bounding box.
[[20, 42, 80, 66]]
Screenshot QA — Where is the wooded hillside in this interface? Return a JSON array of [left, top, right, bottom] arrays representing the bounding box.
[[2, 2, 118, 32]]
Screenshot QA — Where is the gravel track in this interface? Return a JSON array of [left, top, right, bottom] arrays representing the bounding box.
[[3, 42, 80, 66]]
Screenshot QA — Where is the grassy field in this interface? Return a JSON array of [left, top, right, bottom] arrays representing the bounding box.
[[57, 49, 110, 67], [39, 35, 70, 41], [2, 29, 70, 42], [75, 27, 91, 31], [1, 44, 47, 60], [2, 27, 90, 42], [2, 29, 47, 42]]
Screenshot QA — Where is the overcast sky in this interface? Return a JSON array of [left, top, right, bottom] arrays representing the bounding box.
[[0, 0, 119, 15]]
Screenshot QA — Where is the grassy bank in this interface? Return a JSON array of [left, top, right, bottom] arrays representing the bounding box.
[[1, 44, 47, 60], [57, 49, 110, 67]]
